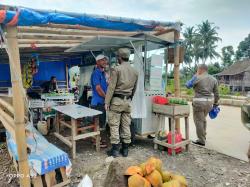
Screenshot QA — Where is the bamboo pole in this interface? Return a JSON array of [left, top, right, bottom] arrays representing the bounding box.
[[5, 26, 30, 187], [174, 30, 181, 130], [18, 33, 94, 40], [18, 39, 87, 44], [0, 97, 14, 114], [18, 26, 139, 36]]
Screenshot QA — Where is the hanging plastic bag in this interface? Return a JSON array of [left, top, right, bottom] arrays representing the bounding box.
[[131, 45, 147, 118], [78, 175, 93, 187]]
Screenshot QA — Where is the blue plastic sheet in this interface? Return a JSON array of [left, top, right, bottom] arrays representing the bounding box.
[[1, 8, 174, 31], [6, 124, 72, 176]]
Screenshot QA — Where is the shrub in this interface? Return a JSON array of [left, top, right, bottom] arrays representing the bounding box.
[[186, 89, 194, 96], [234, 92, 241, 96], [166, 79, 175, 93], [219, 84, 230, 95]]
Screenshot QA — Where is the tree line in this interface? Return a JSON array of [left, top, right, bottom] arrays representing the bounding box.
[[182, 20, 250, 76]]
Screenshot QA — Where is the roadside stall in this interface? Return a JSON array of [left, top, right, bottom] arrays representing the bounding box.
[[0, 4, 182, 186], [66, 33, 190, 156]]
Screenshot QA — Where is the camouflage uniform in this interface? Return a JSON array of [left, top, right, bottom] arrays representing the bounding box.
[[193, 73, 219, 144], [105, 48, 138, 146]]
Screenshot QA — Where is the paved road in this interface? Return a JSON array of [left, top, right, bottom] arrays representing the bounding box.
[[180, 104, 250, 161]]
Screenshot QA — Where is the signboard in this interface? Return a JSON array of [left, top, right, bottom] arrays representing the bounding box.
[[150, 54, 163, 91]]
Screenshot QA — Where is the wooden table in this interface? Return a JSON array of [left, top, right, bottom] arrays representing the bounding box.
[[152, 103, 191, 156], [52, 104, 102, 159]]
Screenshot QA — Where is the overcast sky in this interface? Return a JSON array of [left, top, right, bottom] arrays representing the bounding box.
[[1, 0, 250, 54]]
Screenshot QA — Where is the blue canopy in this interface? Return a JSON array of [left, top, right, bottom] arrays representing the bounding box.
[[0, 6, 180, 31]]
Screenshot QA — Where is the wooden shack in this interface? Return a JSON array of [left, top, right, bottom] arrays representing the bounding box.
[[216, 59, 250, 92]]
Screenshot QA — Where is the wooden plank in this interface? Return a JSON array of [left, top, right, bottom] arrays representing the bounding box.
[[7, 148, 18, 171], [185, 117, 190, 151], [77, 124, 95, 132], [55, 113, 60, 133], [172, 140, 191, 149], [6, 26, 30, 187], [154, 139, 191, 149], [32, 176, 43, 187], [71, 118, 77, 159], [0, 97, 14, 114], [52, 179, 71, 187], [18, 26, 138, 36], [59, 167, 68, 182], [0, 113, 16, 141], [60, 120, 72, 129], [45, 171, 56, 187], [54, 133, 73, 147], [18, 33, 94, 40], [2, 43, 78, 48], [174, 31, 181, 131], [171, 118, 176, 156], [74, 131, 100, 141], [65, 65, 69, 90], [94, 117, 100, 152], [0, 107, 15, 126], [18, 39, 86, 44]]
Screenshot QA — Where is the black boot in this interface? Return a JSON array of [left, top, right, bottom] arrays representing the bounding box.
[[120, 143, 129, 157], [107, 144, 119, 157]]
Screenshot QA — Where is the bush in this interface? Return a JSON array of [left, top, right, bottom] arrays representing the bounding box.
[[219, 84, 230, 95], [166, 79, 175, 93], [186, 89, 194, 96], [234, 92, 241, 96]]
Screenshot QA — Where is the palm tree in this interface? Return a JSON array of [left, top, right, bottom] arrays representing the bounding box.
[[183, 27, 195, 65], [196, 20, 221, 64], [183, 26, 197, 72]]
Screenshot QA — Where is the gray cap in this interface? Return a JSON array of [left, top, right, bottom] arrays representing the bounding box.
[[117, 48, 131, 59]]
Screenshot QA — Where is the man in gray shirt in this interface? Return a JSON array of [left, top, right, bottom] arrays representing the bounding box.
[[186, 64, 219, 146]]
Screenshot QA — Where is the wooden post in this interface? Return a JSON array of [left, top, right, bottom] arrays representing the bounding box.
[[5, 26, 31, 186], [164, 48, 168, 94], [174, 30, 181, 130], [71, 118, 77, 159], [66, 64, 69, 90]]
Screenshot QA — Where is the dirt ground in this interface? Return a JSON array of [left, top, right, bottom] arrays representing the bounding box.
[[1, 134, 250, 187]]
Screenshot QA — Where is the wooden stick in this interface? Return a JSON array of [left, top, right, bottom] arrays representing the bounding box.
[[174, 31, 181, 130], [0, 98, 14, 114], [59, 167, 68, 182], [45, 171, 56, 187], [54, 132, 73, 147], [3, 43, 78, 48], [18, 33, 94, 40], [65, 65, 69, 90], [18, 39, 86, 44], [73, 131, 100, 141], [18, 26, 138, 36], [31, 176, 43, 187], [71, 118, 77, 159], [0, 107, 15, 125], [5, 26, 30, 187], [0, 114, 16, 140]]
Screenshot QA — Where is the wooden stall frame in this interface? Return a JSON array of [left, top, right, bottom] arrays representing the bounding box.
[[173, 30, 181, 130], [5, 26, 31, 187]]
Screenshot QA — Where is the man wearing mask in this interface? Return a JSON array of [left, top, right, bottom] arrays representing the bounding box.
[[186, 64, 220, 146], [105, 48, 138, 157]]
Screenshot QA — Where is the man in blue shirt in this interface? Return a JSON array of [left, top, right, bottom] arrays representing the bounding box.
[[91, 54, 108, 132]]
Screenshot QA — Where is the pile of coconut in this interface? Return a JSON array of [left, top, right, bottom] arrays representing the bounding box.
[[125, 157, 187, 187]]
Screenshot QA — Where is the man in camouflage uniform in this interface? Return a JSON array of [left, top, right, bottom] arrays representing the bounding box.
[[105, 48, 138, 157], [186, 64, 220, 146]]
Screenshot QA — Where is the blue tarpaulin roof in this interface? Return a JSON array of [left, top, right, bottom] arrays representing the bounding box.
[[0, 5, 180, 31]]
